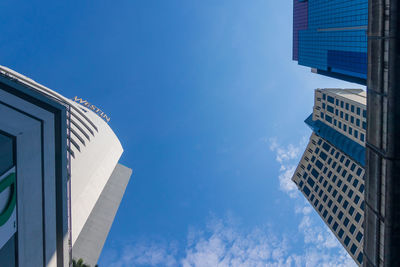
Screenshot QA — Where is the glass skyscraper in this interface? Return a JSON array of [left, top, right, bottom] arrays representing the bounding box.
[[293, 0, 368, 85], [292, 89, 367, 265]]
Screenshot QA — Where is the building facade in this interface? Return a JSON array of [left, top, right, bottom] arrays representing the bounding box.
[[292, 89, 366, 265], [293, 0, 368, 85], [0, 66, 132, 267]]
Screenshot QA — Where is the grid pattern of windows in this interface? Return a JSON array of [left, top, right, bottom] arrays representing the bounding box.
[[313, 89, 366, 146], [292, 133, 365, 265], [294, 0, 368, 80], [293, 0, 308, 60]]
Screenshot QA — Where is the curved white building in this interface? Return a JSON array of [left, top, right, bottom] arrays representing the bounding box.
[[0, 66, 132, 267]]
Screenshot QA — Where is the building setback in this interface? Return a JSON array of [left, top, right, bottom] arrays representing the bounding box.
[[292, 89, 367, 265], [293, 0, 368, 85]]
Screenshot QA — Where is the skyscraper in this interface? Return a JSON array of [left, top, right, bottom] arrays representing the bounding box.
[[293, 0, 368, 85], [0, 66, 132, 267], [292, 89, 366, 265]]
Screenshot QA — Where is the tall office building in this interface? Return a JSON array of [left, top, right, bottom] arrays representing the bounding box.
[[0, 66, 132, 267], [293, 0, 368, 85], [292, 89, 366, 265]]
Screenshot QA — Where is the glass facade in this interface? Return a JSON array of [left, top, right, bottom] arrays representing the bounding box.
[[0, 132, 17, 267], [293, 0, 368, 84]]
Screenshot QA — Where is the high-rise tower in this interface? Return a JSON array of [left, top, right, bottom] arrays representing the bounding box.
[[293, 0, 368, 85], [292, 89, 366, 265]]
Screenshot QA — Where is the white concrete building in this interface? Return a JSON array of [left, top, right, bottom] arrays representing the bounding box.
[[0, 66, 132, 267], [292, 89, 366, 265]]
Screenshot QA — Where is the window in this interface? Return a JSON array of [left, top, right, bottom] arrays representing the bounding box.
[[353, 179, 359, 188], [355, 130, 358, 139], [345, 159, 350, 167], [318, 204, 323, 212], [327, 185, 332, 193], [340, 155, 345, 163], [320, 151, 327, 160], [303, 185, 311, 196], [343, 200, 349, 209], [311, 168, 319, 179], [299, 181, 304, 187], [349, 206, 355, 216], [357, 107, 361, 115], [323, 181, 328, 188], [350, 116, 354, 123], [332, 162, 337, 169], [338, 229, 344, 238], [321, 112, 324, 119], [356, 232, 363, 242], [351, 105, 355, 112], [338, 211, 344, 220], [348, 190, 354, 199], [355, 212, 362, 223], [332, 175, 337, 183], [350, 244, 357, 254], [322, 103, 326, 109], [361, 201, 365, 211], [349, 127, 353, 135], [315, 160, 323, 170], [327, 105, 334, 113], [351, 163, 356, 171], [333, 222, 338, 231], [307, 177, 315, 187], [350, 224, 356, 234], [337, 180, 342, 188], [336, 99, 339, 105], [356, 168, 363, 176], [345, 113, 349, 121], [342, 170, 347, 177], [344, 236, 350, 246], [354, 195, 360, 204], [344, 217, 350, 227], [327, 200, 333, 208], [310, 194, 315, 201], [359, 184, 365, 193], [314, 199, 319, 207], [345, 103, 349, 110], [322, 142, 331, 152], [362, 121, 367, 130], [356, 118, 360, 126], [361, 133, 365, 142], [343, 124, 347, 131], [363, 110, 367, 118], [338, 195, 343, 203], [341, 101, 344, 108], [327, 216, 333, 224], [323, 195, 328, 202], [332, 189, 338, 198], [337, 166, 342, 173], [323, 94, 326, 100], [327, 96, 334, 104], [340, 111, 343, 118], [332, 205, 338, 214], [323, 210, 328, 218], [357, 252, 363, 264]]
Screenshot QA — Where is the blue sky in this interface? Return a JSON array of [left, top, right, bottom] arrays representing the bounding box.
[[1, 1, 363, 266]]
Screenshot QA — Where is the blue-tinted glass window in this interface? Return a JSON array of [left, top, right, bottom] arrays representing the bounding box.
[[327, 96, 334, 104], [323, 210, 328, 218], [355, 130, 358, 138], [338, 211, 344, 220], [311, 168, 319, 179], [322, 103, 326, 109], [332, 175, 337, 183], [350, 244, 357, 254], [344, 236, 350, 246], [355, 213, 362, 223], [318, 204, 323, 212], [351, 163, 356, 171], [327, 105, 334, 113], [356, 168, 363, 176], [327, 216, 333, 224], [327, 200, 333, 208], [332, 189, 337, 198], [359, 184, 365, 193], [350, 116, 354, 123], [350, 224, 356, 234], [354, 195, 360, 204], [333, 222, 338, 231], [356, 118, 360, 126], [303, 185, 311, 196], [349, 127, 353, 135], [349, 206, 355, 216], [357, 252, 363, 264], [337, 180, 342, 188], [345, 159, 350, 167], [323, 195, 328, 202], [353, 179, 359, 188], [363, 110, 367, 118], [307, 178, 315, 187], [357, 107, 361, 115], [356, 232, 363, 242], [348, 190, 354, 199], [320, 151, 327, 161], [323, 94, 326, 100], [338, 229, 344, 238], [344, 218, 350, 227], [343, 200, 349, 209], [362, 121, 367, 130], [361, 133, 365, 142], [315, 160, 323, 170], [332, 205, 338, 214], [338, 195, 343, 203], [345, 103, 349, 110], [351, 105, 355, 112]]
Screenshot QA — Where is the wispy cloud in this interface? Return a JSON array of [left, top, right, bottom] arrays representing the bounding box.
[[103, 137, 355, 267]]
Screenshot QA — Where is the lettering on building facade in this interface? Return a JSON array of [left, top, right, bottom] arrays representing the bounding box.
[[72, 96, 111, 123]]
